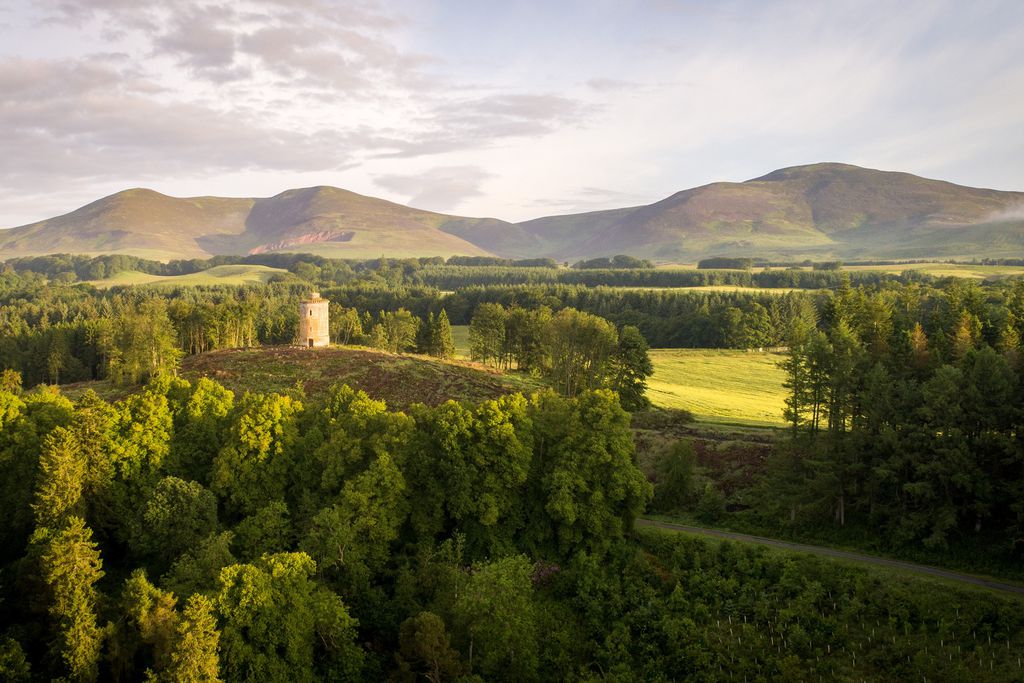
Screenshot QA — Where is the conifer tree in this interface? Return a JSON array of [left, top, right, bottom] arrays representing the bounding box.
[[40, 517, 106, 682], [165, 594, 221, 683], [434, 310, 456, 359]]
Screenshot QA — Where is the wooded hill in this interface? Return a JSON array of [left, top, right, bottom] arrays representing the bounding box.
[[2, 163, 1022, 262]]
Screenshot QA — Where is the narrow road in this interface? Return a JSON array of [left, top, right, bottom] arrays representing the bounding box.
[[636, 518, 1024, 596]]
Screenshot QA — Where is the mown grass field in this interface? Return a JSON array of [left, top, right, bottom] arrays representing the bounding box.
[[88, 264, 288, 287], [655, 262, 1024, 280], [647, 348, 788, 427]]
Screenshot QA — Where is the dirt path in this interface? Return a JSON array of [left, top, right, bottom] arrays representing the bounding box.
[[636, 518, 1024, 596]]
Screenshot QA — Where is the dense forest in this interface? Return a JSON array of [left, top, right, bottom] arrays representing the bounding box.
[[1, 376, 1022, 681]]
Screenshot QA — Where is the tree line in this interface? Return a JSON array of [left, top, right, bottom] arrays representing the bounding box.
[[467, 303, 653, 409]]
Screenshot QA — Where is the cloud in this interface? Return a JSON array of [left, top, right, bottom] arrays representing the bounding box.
[[585, 78, 639, 92], [0, 58, 356, 191], [374, 166, 494, 213], [373, 94, 593, 159], [529, 186, 652, 213], [151, 4, 246, 81]]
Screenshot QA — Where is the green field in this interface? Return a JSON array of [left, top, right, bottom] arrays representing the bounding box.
[[647, 348, 788, 426], [89, 264, 288, 287], [843, 262, 1024, 279], [655, 262, 1024, 280], [450, 325, 471, 358]]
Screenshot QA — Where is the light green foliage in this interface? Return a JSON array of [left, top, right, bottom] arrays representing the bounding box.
[[302, 452, 406, 578], [102, 299, 183, 386], [374, 308, 420, 353], [468, 302, 507, 367], [451, 555, 538, 681], [165, 593, 221, 683], [113, 387, 173, 480], [433, 309, 456, 360], [32, 427, 86, 528], [216, 552, 362, 682], [406, 395, 533, 556], [211, 392, 302, 517], [40, 517, 106, 682], [300, 386, 412, 577], [137, 477, 218, 567], [542, 307, 618, 397], [119, 570, 179, 674], [330, 304, 362, 345], [526, 390, 652, 556], [0, 388, 75, 558], [167, 377, 235, 484]]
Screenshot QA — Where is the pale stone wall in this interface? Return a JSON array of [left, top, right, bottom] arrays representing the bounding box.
[[299, 293, 330, 347]]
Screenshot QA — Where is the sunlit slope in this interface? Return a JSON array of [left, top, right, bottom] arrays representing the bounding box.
[[0, 186, 500, 260], [647, 348, 788, 426], [449, 163, 1024, 261]]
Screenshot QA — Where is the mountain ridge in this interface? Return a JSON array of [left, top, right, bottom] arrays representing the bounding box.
[[3, 163, 1023, 262]]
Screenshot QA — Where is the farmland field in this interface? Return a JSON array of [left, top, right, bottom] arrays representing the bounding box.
[[450, 324, 471, 358], [654, 261, 1024, 279], [88, 264, 288, 287], [647, 348, 788, 426]]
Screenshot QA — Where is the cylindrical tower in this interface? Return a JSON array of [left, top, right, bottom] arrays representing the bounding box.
[[298, 292, 330, 347]]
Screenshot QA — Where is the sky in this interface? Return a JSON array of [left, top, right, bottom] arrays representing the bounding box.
[[1, 0, 1023, 227]]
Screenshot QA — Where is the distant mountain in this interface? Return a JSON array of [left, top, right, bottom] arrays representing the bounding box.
[[0, 186, 501, 260], [442, 163, 1024, 261], [3, 164, 1023, 262]]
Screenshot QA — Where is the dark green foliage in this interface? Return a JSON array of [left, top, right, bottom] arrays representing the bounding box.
[[697, 256, 754, 269], [136, 477, 218, 568], [216, 552, 362, 682], [653, 440, 696, 512], [396, 611, 466, 682], [609, 324, 654, 410]]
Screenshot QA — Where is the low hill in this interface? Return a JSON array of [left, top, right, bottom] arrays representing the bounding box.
[[180, 346, 543, 409], [4, 164, 1023, 261], [88, 264, 288, 288], [61, 346, 544, 408], [0, 186, 500, 261]]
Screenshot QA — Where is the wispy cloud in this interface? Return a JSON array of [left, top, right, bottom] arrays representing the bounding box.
[[374, 166, 494, 212]]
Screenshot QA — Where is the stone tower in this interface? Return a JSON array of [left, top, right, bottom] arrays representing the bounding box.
[[299, 292, 330, 347]]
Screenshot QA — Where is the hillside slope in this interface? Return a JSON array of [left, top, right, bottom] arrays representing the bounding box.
[[3, 164, 1022, 261], [0, 186, 500, 260], [445, 163, 1024, 261]]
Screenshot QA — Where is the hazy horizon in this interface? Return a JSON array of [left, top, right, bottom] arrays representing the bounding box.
[[2, 0, 1023, 228]]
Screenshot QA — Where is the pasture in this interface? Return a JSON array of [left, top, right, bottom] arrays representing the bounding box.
[[647, 348, 788, 427], [88, 264, 288, 287]]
